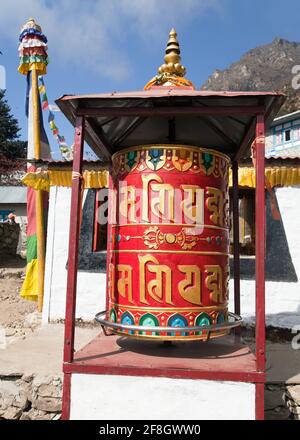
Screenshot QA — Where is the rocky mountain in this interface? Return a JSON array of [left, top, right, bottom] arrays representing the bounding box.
[[201, 38, 300, 116]]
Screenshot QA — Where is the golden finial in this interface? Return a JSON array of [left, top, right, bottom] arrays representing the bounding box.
[[144, 28, 195, 90], [158, 28, 186, 77]]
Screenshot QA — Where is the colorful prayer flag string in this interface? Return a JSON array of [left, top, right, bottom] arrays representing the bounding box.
[[38, 76, 73, 160]]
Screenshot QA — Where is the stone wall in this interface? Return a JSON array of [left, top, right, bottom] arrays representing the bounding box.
[[0, 374, 62, 420], [283, 385, 300, 420], [0, 372, 299, 420], [0, 223, 20, 256]]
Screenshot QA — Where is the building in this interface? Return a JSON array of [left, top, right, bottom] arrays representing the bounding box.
[[0, 185, 27, 256], [266, 110, 300, 159], [0, 186, 27, 223]]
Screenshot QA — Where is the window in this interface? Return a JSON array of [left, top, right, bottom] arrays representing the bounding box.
[[93, 189, 108, 252], [285, 129, 291, 142]]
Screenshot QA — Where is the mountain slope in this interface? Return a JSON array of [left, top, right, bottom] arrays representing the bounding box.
[[201, 38, 300, 116]]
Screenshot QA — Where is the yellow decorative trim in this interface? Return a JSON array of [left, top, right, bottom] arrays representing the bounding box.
[[112, 250, 229, 256], [111, 303, 228, 312], [229, 166, 300, 188], [22, 169, 109, 191], [112, 223, 230, 231], [113, 330, 229, 341], [22, 166, 300, 191], [22, 170, 50, 191]]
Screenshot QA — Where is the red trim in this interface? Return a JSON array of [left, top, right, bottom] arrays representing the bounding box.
[[76, 105, 266, 118], [63, 363, 265, 383], [232, 161, 241, 338], [92, 190, 99, 252], [63, 116, 85, 364], [255, 115, 266, 373], [61, 373, 71, 420], [255, 383, 265, 420], [105, 174, 113, 319], [59, 89, 283, 100]]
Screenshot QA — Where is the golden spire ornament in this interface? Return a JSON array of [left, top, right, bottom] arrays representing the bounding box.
[[144, 28, 195, 90]]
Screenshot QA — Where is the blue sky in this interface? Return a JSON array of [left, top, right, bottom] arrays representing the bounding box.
[[1, 0, 300, 159]]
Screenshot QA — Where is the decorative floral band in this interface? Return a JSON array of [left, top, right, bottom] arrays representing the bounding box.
[[112, 145, 230, 178], [116, 226, 228, 250], [109, 304, 228, 340]]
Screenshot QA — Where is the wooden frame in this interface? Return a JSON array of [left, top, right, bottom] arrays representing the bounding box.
[[61, 111, 266, 421]]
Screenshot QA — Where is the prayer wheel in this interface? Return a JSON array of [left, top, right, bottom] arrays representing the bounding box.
[[106, 144, 231, 341]]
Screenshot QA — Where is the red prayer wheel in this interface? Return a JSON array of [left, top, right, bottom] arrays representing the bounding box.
[[106, 144, 231, 341]]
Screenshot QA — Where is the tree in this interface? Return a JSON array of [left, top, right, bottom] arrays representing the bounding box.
[[0, 89, 27, 184]]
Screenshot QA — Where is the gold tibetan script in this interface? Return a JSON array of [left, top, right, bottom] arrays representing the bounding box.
[[205, 265, 224, 304], [142, 174, 162, 222], [151, 183, 174, 222], [206, 187, 225, 227], [139, 255, 173, 305], [178, 265, 201, 305], [117, 265, 133, 303], [120, 185, 136, 222], [142, 174, 175, 222], [181, 185, 204, 224], [109, 263, 115, 301]]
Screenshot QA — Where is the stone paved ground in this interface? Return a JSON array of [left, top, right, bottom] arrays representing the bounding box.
[[0, 257, 37, 345]]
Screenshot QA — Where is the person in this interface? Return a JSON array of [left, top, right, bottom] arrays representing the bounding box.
[[7, 213, 16, 224]]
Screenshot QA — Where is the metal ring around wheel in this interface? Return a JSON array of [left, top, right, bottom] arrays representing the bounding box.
[[95, 310, 242, 335]]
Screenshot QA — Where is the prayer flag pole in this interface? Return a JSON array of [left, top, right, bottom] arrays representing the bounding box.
[[18, 18, 49, 311]]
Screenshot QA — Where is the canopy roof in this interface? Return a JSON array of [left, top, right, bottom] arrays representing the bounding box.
[[56, 88, 285, 162]]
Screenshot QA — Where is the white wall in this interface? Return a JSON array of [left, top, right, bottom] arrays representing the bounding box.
[[43, 186, 106, 324], [229, 187, 300, 329], [70, 374, 255, 420], [44, 186, 300, 330]]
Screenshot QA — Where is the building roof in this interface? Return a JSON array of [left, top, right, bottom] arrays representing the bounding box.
[[56, 88, 285, 161], [271, 109, 300, 126], [0, 186, 27, 204]]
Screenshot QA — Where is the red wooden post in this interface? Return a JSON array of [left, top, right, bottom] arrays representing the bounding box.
[[105, 171, 113, 319], [256, 383, 265, 420], [255, 114, 266, 419], [232, 160, 241, 336], [61, 372, 71, 420], [63, 116, 85, 364]]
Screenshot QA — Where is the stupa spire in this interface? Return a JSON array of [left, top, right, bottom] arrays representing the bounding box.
[[158, 28, 186, 77], [144, 28, 195, 90]]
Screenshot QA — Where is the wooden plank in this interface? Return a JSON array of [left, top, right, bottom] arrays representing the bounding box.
[[76, 105, 266, 118], [63, 116, 85, 363], [232, 160, 241, 337], [255, 115, 266, 374]]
